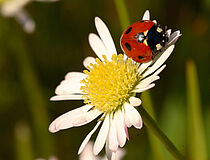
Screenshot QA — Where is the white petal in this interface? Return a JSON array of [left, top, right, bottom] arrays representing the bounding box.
[[143, 45, 175, 77], [78, 121, 101, 154], [15, 10, 35, 33], [129, 97, 142, 107], [105, 137, 112, 160], [123, 54, 128, 62], [152, 64, 166, 76], [166, 29, 172, 37], [72, 109, 101, 127], [49, 105, 100, 133], [115, 148, 126, 160], [142, 10, 150, 20], [124, 125, 129, 140], [136, 71, 161, 90], [153, 20, 157, 25], [168, 30, 181, 46], [93, 114, 110, 155], [133, 83, 155, 93], [95, 17, 117, 59], [88, 33, 108, 61], [1, 0, 30, 17], [114, 111, 126, 147], [109, 116, 118, 152], [54, 72, 86, 95], [50, 94, 84, 101], [79, 141, 98, 160], [124, 112, 132, 128], [101, 156, 108, 160], [65, 72, 87, 80], [139, 76, 160, 89], [55, 82, 84, 95], [48, 156, 58, 160], [49, 105, 92, 132], [83, 57, 96, 69], [124, 103, 143, 129], [111, 152, 116, 160], [137, 60, 153, 74], [137, 65, 166, 91]]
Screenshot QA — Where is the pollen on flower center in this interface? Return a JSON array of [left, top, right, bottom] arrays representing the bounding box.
[[81, 54, 140, 113]]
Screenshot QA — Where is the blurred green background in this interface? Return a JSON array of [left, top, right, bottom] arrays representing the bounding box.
[[0, 0, 210, 159]]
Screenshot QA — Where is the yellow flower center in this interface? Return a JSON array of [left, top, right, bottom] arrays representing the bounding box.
[[81, 54, 140, 113]]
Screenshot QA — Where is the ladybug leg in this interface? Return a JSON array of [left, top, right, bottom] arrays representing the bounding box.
[[152, 48, 157, 55], [164, 25, 168, 32]]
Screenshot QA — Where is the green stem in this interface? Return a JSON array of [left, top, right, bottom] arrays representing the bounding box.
[[140, 107, 185, 160], [15, 122, 34, 160], [141, 92, 164, 160], [8, 30, 54, 157], [114, 0, 130, 30]]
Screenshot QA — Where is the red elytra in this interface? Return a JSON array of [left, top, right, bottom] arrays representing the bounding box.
[[120, 20, 167, 63]]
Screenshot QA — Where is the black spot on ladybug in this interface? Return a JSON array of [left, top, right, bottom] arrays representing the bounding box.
[[138, 56, 145, 60], [125, 43, 131, 51], [125, 27, 132, 34]]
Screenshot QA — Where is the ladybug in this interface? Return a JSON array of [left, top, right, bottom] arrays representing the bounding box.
[[120, 20, 168, 63]]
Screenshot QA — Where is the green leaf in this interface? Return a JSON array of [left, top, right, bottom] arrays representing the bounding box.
[[15, 122, 34, 160], [9, 30, 54, 157], [186, 59, 207, 160], [114, 0, 130, 30]]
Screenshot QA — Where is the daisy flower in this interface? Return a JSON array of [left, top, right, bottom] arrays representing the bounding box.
[[0, 0, 58, 33], [79, 141, 126, 160], [49, 10, 181, 159]]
